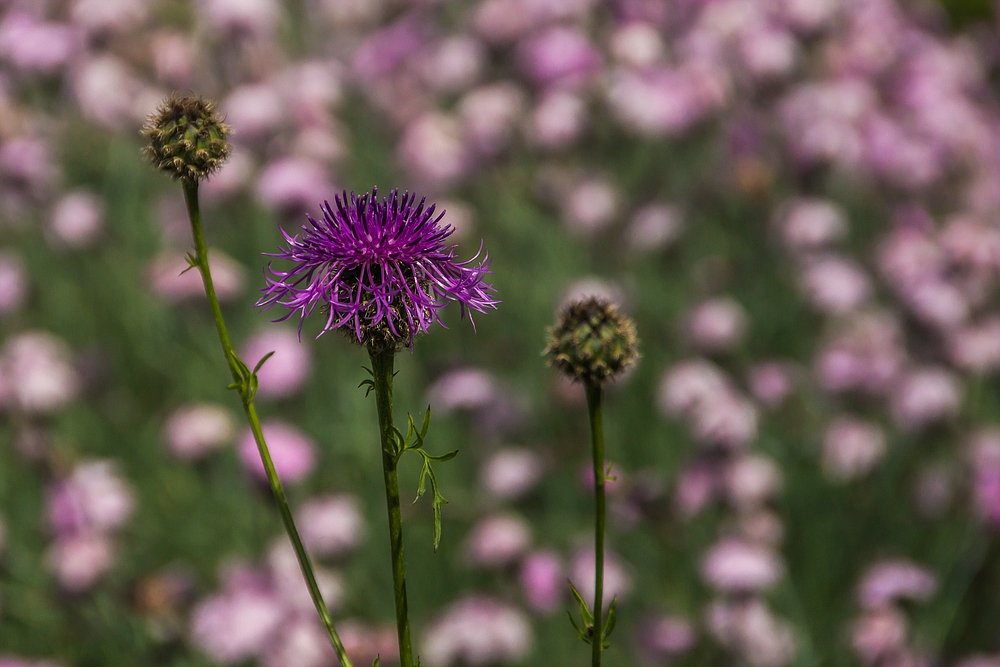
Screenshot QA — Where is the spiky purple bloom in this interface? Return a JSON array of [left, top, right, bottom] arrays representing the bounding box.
[[258, 187, 497, 349]]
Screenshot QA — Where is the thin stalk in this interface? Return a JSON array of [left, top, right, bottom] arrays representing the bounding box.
[[369, 347, 415, 667], [585, 381, 606, 667], [182, 179, 354, 667]]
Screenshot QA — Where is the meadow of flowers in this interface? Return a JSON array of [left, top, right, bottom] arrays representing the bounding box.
[[0, 0, 999, 666]]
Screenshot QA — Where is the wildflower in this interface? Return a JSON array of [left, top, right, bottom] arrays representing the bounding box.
[[544, 296, 638, 385], [258, 187, 497, 350], [141, 95, 232, 182]]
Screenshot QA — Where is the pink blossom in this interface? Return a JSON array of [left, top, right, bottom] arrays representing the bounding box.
[[706, 598, 797, 667], [352, 17, 428, 79], [858, 560, 937, 609], [0, 252, 26, 313], [0, 14, 78, 75], [780, 198, 847, 250], [339, 621, 399, 666], [519, 27, 601, 89], [851, 608, 907, 666], [223, 84, 285, 140], [481, 448, 543, 500], [419, 35, 485, 93], [725, 455, 782, 509], [890, 367, 962, 430], [190, 587, 285, 663], [165, 404, 234, 460], [267, 541, 344, 614], [562, 178, 619, 237], [527, 90, 586, 150], [607, 64, 727, 137], [238, 421, 317, 484], [148, 251, 246, 303], [701, 538, 783, 593], [800, 255, 872, 315], [0, 138, 56, 197], [72, 57, 146, 131], [637, 615, 696, 662], [261, 617, 336, 667], [2, 331, 79, 414], [657, 359, 730, 417], [49, 191, 104, 247], [70, 0, 148, 33], [814, 311, 904, 394], [748, 362, 794, 408], [626, 203, 683, 252], [949, 318, 1000, 374], [674, 464, 719, 518], [295, 495, 364, 558], [46, 532, 114, 592], [778, 78, 874, 167], [242, 328, 311, 398], [609, 23, 664, 68], [464, 513, 532, 567], [427, 367, 498, 414], [398, 112, 468, 187], [691, 393, 758, 449], [738, 26, 797, 80], [200, 0, 281, 35], [823, 416, 885, 481], [458, 82, 526, 155], [570, 548, 632, 607], [688, 297, 747, 352], [151, 31, 195, 87], [519, 550, 563, 613], [256, 158, 335, 212], [422, 596, 533, 666]]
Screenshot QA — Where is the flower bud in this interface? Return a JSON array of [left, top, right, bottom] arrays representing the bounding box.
[[141, 95, 232, 182], [544, 296, 638, 385]]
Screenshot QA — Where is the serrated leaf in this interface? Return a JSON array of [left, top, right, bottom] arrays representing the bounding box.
[[568, 581, 594, 626]]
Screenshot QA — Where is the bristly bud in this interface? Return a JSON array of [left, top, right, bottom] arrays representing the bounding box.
[[545, 296, 639, 385], [141, 95, 232, 182]]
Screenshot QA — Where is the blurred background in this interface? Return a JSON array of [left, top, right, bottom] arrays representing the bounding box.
[[1, 0, 1000, 666]]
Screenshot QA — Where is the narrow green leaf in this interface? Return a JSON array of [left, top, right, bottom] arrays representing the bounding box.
[[567, 611, 591, 644], [372, 657, 380, 667], [603, 597, 618, 642], [568, 581, 594, 626], [425, 449, 458, 462], [252, 350, 276, 375], [420, 405, 431, 439]]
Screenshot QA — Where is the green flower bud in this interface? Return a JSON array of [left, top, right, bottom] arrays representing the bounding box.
[[545, 296, 639, 385], [141, 95, 232, 182]]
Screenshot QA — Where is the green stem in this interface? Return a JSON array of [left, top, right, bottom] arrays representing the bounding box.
[[182, 180, 354, 667], [369, 347, 415, 667], [585, 382, 605, 667]]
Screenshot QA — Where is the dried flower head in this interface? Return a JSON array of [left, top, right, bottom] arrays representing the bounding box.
[[545, 296, 638, 384], [141, 95, 232, 182], [258, 187, 497, 351]]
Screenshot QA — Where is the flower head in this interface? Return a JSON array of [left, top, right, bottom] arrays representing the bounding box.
[[141, 95, 232, 182], [545, 296, 638, 385], [258, 187, 497, 350]]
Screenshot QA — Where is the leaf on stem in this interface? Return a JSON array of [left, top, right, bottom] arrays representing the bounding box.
[[567, 580, 596, 645]]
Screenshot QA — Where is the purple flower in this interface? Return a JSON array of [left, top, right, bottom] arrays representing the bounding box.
[[259, 187, 497, 348]]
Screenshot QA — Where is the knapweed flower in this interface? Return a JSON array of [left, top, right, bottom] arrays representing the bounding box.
[[544, 296, 638, 385], [141, 95, 232, 182], [258, 187, 497, 350]]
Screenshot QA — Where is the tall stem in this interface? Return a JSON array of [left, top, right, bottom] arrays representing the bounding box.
[[585, 382, 606, 667], [182, 180, 354, 667], [369, 347, 414, 667]]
